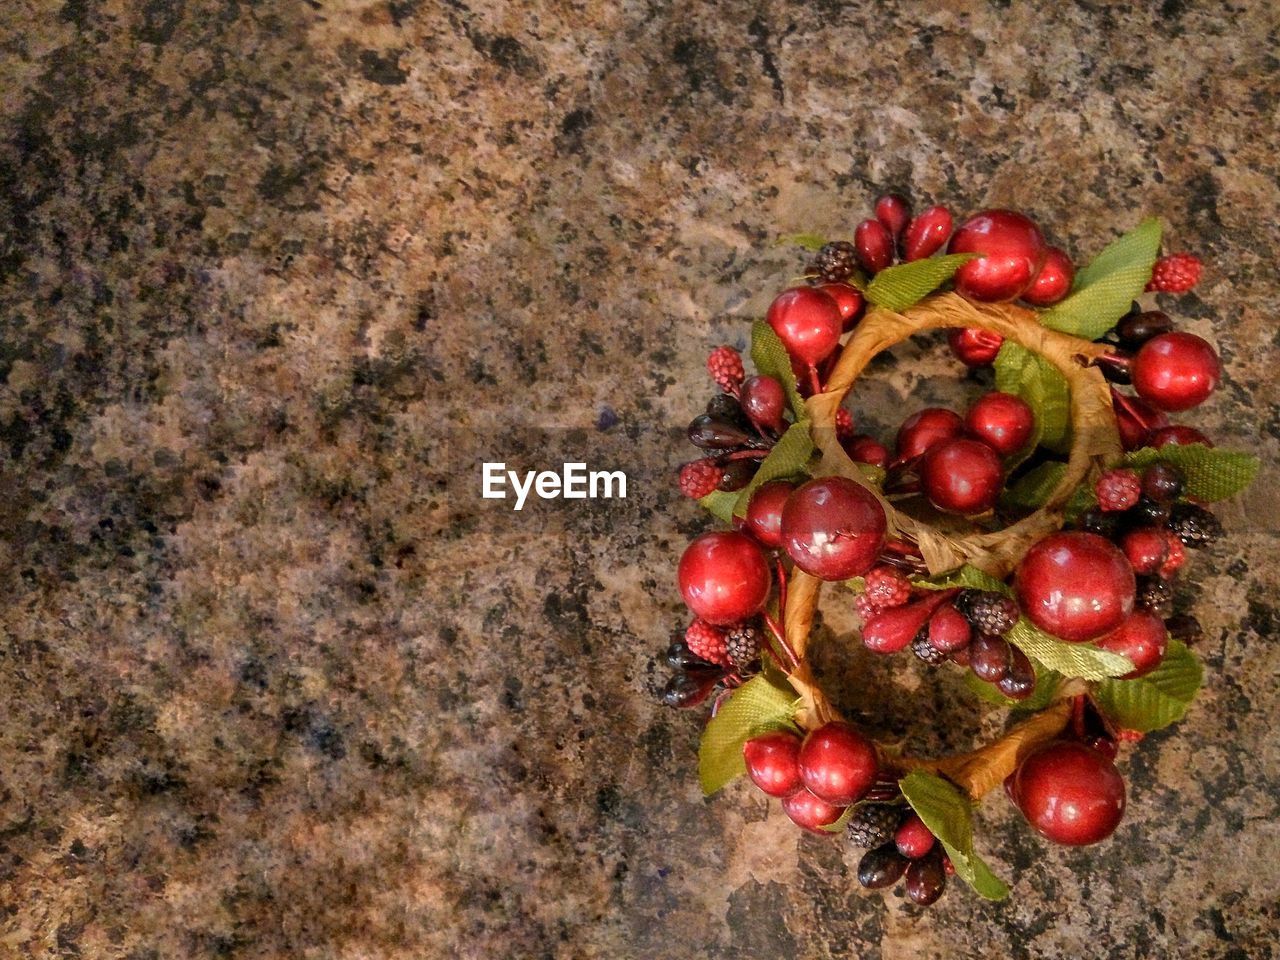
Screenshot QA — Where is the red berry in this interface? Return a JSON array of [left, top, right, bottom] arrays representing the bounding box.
[[766, 287, 843, 367], [1146, 253, 1202, 293], [919, 437, 1003, 514], [744, 731, 804, 798], [928, 604, 972, 653], [679, 459, 725, 499], [816, 282, 865, 331], [1015, 532, 1136, 642], [835, 408, 855, 442], [854, 594, 878, 621], [684, 618, 730, 666], [965, 391, 1035, 457], [707, 345, 744, 393], [894, 407, 964, 463], [863, 590, 956, 654], [1121, 527, 1170, 576], [678, 531, 771, 626], [745, 479, 794, 549], [740, 375, 787, 434], [1131, 332, 1221, 412], [969, 632, 1011, 682], [1094, 609, 1169, 679], [782, 788, 846, 833], [844, 434, 890, 470], [864, 566, 912, 610], [1159, 530, 1186, 577], [1114, 395, 1169, 450], [798, 721, 879, 806], [1022, 246, 1075, 306], [854, 218, 894, 274], [948, 327, 1004, 367], [895, 813, 936, 859], [948, 210, 1048, 302], [1012, 740, 1126, 846], [780, 477, 887, 581], [1147, 424, 1213, 448], [874, 193, 912, 240], [902, 205, 953, 261], [1095, 468, 1142, 512]]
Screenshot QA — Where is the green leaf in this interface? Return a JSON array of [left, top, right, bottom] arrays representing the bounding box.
[[899, 771, 1009, 901], [994, 342, 1071, 452], [1005, 617, 1133, 681], [732, 421, 815, 518], [913, 564, 1008, 594], [750, 321, 807, 421], [856, 461, 887, 487], [1039, 219, 1162, 339], [698, 675, 801, 795], [776, 232, 827, 252], [1122, 444, 1260, 503], [1094, 639, 1202, 733], [698, 490, 739, 523], [820, 802, 860, 834], [864, 253, 977, 311], [963, 668, 1062, 712], [1000, 461, 1068, 513]]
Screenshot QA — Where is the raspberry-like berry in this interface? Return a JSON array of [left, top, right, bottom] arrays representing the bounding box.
[[1116, 728, 1145, 743], [854, 594, 878, 621], [724, 621, 761, 667], [684, 619, 730, 666], [814, 241, 858, 282], [1095, 468, 1142, 512], [847, 803, 903, 848], [961, 591, 1019, 636], [911, 630, 948, 665], [864, 566, 912, 610], [678, 459, 724, 499], [1159, 530, 1186, 577], [706, 346, 745, 394], [836, 408, 855, 443], [1167, 503, 1223, 547], [1135, 577, 1174, 619], [1145, 253, 1202, 293]]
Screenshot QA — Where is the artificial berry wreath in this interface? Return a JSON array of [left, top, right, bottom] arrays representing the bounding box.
[[663, 195, 1258, 905]]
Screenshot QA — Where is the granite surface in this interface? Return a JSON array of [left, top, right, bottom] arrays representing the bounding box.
[[1, 1, 1278, 957]]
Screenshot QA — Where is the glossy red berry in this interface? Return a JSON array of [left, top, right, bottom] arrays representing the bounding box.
[[679, 459, 724, 499], [1131, 332, 1221, 412], [919, 437, 1003, 514], [1147, 424, 1213, 448], [854, 218, 894, 274], [1094, 609, 1169, 679], [948, 327, 1004, 367], [835, 408, 855, 442], [706, 346, 745, 394], [1120, 527, 1170, 576], [766, 287, 843, 367], [948, 210, 1048, 302], [1095, 468, 1142, 512], [798, 721, 879, 806], [928, 604, 972, 653], [894, 408, 964, 463], [895, 813, 936, 859], [874, 193, 912, 240], [745, 479, 794, 549], [743, 731, 804, 798], [1011, 740, 1126, 846], [844, 434, 890, 470], [1015, 532, 1136, 642], [964, 391, 1034, 457], [1160, 530, 1186, 577], [1022, 246, 1074, 306], [816, 282, 865, 331], [678, 531, 771, 626], [781, 477, 887, 581], [1146, 253, 1202, 293], [740, 375, 787, 434], [903, 205, 953, 261], [782, 788, 846, 833], [1114, 395, 1169, 450], [863, 590, 956, 654]]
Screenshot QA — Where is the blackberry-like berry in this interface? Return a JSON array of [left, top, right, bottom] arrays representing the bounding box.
[[679, 459, 724, 499], [1130, 497, 1173, 526], [847, 804, 903, 848], [724, 621, 761, 667], [706, 393, 747, 425], [961, 591, 1019, 636], [1077, 507, 1119, 539], [685, 619, 730, 666], [1167, 503, 1223, 547], [813, 241, 858, 282], [1136, 577, 1175, 619], [911, 630, 948, 666], [1146, 253, 1202, 293], [706, 346, 745, 394], [1096, 468, 1142, 512]]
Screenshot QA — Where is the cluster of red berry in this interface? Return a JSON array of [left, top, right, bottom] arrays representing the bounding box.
[[665, 191, 1236, 905]]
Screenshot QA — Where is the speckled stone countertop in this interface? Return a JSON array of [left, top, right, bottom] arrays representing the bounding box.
[[1, 1, 1278, 957]]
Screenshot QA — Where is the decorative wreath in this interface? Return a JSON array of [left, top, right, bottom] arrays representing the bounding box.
[[663, 196, 1259, 904]]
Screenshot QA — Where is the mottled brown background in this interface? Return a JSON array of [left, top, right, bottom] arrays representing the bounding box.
[[1, 0, 1277, 957]]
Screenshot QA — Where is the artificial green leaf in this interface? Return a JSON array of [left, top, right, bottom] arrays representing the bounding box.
[[1039, 219, 1162, 339], [698, 490, 739, 523], [856, 461, 887, 487], [994, 342, 1071, 452], [913, 564, 1008, 594], [1000, 461, 1068, 513], [1094, 639, 1202, 733], [732, 422, 815, 518], [820, 802, 860, 834], [698, 675, 801, 795], [963, 668, 1062, 712], [1005, 618, 1133, 681], [750, 321, 807, 421], [1122, 444, 1259, 503], [864, 253, 976, 311], [899, 771, 1009, 901], [776, 232, 827, 252]]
